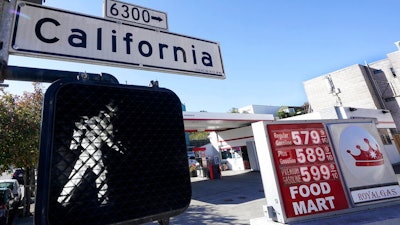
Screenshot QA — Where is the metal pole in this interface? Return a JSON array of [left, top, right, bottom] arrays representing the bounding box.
[[6, 65, 120, 84], [0, 0, 17, 83]]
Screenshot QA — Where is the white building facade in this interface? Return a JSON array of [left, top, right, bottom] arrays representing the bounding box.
[[303, 42, 400, 164], [304, 42, 400, 130]]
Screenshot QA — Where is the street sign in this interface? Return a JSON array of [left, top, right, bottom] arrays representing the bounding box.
[[104, 0, 168, 30], [9, 2, 225, 79]]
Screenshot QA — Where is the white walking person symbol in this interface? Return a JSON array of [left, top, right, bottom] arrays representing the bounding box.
[[58, 104, 124, 205]]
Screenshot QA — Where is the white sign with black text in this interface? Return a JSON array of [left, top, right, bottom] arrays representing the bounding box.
[[9, 2, 225, 79], [104, 0, 168, 30]]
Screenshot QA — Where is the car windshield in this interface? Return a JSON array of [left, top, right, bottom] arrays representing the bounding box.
[[0, 183, 13, 189]]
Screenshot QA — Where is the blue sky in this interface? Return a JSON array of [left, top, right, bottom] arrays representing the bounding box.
[[6, 0, 400, 112]]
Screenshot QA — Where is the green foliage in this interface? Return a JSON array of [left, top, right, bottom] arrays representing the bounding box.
[[228, 107, 239, 113], [277, 104, 308, 119], [0, 83, 44, 171], [189, 131, 209, 141]]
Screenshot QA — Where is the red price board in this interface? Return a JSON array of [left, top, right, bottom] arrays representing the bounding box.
[[267, 123, 349, 218]]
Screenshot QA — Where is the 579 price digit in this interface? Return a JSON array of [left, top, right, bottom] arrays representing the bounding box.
[[291, 130, 321, 145]]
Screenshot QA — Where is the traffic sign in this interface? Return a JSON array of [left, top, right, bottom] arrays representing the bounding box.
[[9, 2, 225, 79], [104, 0, 168, 30], [36, 79, 191, 225]]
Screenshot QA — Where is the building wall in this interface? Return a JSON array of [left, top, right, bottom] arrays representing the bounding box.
[[304, 64, 380, 112], [369, 51, 400, 130], [303, 46, 400, 131]]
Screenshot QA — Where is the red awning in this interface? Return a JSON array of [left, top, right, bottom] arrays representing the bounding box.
[[193, 147, 206, 152]]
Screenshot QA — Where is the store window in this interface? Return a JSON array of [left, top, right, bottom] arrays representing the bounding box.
[[221, 149, 232, 159], [378, 128, 392, 145]]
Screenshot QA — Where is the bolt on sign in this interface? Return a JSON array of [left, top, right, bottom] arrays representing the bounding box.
[[36, 80, 191, 225], [252, 120, 400, 224], [9, 1, 225, 79]]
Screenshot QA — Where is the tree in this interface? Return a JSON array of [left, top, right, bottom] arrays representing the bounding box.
[[277, 104, 309, 119], [189, 131, 209, 141], [228, 107, 239, 113], [0, 83, 44, 215]]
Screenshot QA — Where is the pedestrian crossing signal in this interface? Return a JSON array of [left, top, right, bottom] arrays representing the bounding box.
[[36, 80, 191, 225]]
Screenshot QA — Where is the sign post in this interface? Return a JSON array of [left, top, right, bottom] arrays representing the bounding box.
[[0, 0, 16, 81]]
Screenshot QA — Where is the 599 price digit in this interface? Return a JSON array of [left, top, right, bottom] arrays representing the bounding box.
[[300, 165, 331, 182]]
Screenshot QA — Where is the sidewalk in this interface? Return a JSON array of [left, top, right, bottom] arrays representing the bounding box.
[[165, 170, 265, 225], [13, 170, 265, 225]]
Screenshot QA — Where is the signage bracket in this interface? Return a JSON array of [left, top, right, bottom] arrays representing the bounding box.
[[3, 65, 119, 84]]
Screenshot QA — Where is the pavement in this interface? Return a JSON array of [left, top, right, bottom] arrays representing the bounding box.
[[12, 164, 400, 225]]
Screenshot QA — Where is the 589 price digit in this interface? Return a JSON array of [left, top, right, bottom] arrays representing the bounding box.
[[295, 147, 328, 163]]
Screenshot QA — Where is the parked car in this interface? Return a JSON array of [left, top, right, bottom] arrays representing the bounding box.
[[0, 180, 21, 206], [0, 188, 16, 225], [11, 169, 24, 185]]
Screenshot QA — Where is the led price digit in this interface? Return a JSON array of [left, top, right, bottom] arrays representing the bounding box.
[[295, 148, 306, 163], [300, 167, 311, 182], [320, 165, 331, 180], [306, 148, 317, 162], [295, 147, 326, 163], [315, 147, 326, 161], [310, 130, 321, 144], [300, 165, 331, 182], [292, 131, 303, 145], [291, 130, 321, 145], [309, 166, 320, 181]]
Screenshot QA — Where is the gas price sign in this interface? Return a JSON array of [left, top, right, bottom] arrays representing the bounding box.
[[267, 123, 349, 218]]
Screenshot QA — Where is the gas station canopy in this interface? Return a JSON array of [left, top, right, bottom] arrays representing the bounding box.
[[183, 112, 275, 132]]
